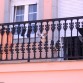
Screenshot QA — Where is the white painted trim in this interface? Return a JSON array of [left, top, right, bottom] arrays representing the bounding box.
[[11, 0, 38, 6], [10, 0, 39, 39]]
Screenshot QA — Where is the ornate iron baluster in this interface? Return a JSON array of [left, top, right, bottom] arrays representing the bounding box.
[[38, 22, 43, 59], [0, 26, 3, 60], [15, 24, 21, 60], [21, 24, 26, 59], [10, 25, 15, 60], [69, 20, 74, 59], [50, 21, 55, 58], [75, 20, 80, 59], [1, 26, 5, 60], [32, 22, 37, 59], [57, 21, 61, 58], [44, 21, 49, 59], [4, 25, 10, 60], [26, 23, 32, 62], [63, 20, 68, 59], [3, 26, 7, 60]]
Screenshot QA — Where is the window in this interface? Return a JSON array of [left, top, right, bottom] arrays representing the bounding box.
[[28, 4, 37, 35], [14, 6, 24, 36], [15, 6, 24, 22], [28, 4, 37, 21], [12, 3, 38, 38]]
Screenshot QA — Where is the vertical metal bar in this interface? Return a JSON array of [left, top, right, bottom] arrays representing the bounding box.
[[0, 25, 3, 60], [75, 19, 79, 59], [64, 20, 67, 60], [3, 26, 8, 60], [27, 23, 31, 62], [1, 25, 5, 61], [45, 21, 49, 59], [17, 28, 19, 59], [70, 19, 73, 59], [11, 24, 14, 60], [16, 24, 20, 60], [5, 25, 9, 60], [39, 22, 43, 59], [51, 21, 55, 58], [57, 20, 61, 58], [33, 22, 37, 59], [21, 23, 26, 60], [28, 34, 30, 62]]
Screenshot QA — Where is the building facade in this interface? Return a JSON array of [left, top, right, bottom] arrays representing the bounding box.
[[0, 0, 83, 83], [1, 0, 83, 23], [1, 0, 56, 23]]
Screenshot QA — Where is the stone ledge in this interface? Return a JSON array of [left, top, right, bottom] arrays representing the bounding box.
[[0, 60, 83, 73]]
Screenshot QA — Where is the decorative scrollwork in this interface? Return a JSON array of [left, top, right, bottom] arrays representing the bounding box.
[[69, 22, 74, 30], [75, 22, 80, 28], [21, 27, 26, 36], [63, 23, 68, 31], [57, 23, 62, 31], [27, 24, 32, 38], [51, 24, 56, 31]]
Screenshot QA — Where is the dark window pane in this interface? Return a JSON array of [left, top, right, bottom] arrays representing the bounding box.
[[29, 4, 37, 13], [28, 4, 37, 21], [28, 13, 37, 21], [16, 6, 24, 15], [33, 13, 37, 20], [16, 16, 24, 22], [33, 4, 37, 12], [15, 6, 24, 22], [29, 5, 33, 13], [28, 14, 33, 21]]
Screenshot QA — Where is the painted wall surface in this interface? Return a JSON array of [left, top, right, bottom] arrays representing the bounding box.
[[4, 0, 10, 23], [58, 0, 83, 18], [0, 2, 83, 83], [0, 0, 5, 23], [1, 0, 83, 23], [52, 0, 58, 18], [0, 61, 83, 83], [43, 0, 52, 19]]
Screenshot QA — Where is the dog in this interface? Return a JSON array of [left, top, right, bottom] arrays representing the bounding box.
[[37, 32, 48, 43]]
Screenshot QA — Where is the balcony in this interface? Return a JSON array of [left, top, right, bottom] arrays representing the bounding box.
[[0, 16, 83, 63]]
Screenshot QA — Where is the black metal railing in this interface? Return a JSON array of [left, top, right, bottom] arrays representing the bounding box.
[[0, 16, 83, 62]]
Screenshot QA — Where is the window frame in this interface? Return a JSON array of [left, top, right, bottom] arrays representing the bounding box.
[[10, 0, 39, 39], [14, 5, 24, 22], [28, 4, 37, 21]]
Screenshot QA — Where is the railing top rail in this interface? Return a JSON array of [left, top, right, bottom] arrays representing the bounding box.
[[0, 16, 83, 26]]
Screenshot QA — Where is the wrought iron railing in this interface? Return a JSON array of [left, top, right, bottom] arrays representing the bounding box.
[[0, 16, 83, 62]]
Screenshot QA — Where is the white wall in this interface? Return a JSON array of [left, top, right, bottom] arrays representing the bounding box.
[[58, 0, 83, 18], [52, 0, 58, 18]]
